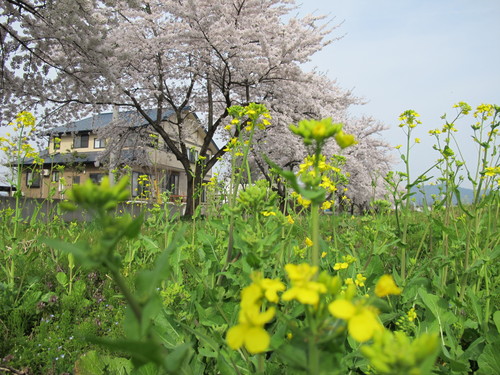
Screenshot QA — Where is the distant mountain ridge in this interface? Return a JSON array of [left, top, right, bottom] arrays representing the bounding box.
[[410, 185, 475, 206]]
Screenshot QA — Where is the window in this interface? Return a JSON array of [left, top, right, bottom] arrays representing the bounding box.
[[53, 137, 61, 151], [188, 149, 198, 163], [147, 134, 159, 148], [72, 176, 81, 185], [89, 173, 105, 184], [51, 171, 60, 182], [163, 171, 179, 196], [123, 134, 139, 148], [26, 171, 41, 188], [132, 171, 152, 197], [200, 184, 207, 203], [73, 134, 89, 148], [94, 138, 106, 149]]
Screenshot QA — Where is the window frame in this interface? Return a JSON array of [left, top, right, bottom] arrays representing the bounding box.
[[188, 149, 198, 163], [89, 173, 105, 184], [51, 171, 60, 183], [94, 138, 106, 149], [163, 171, 180, 196], [132, 171, 152, 198], [73, 133, 89, 149], [26, 170, 41, 188], [53, 137, 61, 151]]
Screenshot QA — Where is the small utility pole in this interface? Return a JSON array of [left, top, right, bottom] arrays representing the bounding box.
[[108, 106, 119, 186]]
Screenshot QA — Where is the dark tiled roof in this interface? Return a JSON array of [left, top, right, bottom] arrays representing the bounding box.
[[21, 149, 148, 167], [21, 150, 99, 166], [47, 108, 178, 135]]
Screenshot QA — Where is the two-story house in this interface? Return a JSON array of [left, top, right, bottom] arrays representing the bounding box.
[[20, 108, 219, 202]]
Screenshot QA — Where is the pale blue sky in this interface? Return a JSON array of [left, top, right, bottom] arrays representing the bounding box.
[[299, 0, 500, 184]]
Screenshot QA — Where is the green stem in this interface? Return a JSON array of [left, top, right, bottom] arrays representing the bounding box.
[[107, 264, 142, 323], [311, 202, 320, 270], [257, 354, 265, 374], [400, 128, 412, 281], [459, 220, 472, 301], [308, 337, 319, 375], [219, 121, 257, 285], [483, 266, 491, 334], [306, 308, 319, 375], [13, 124, 26, 240]]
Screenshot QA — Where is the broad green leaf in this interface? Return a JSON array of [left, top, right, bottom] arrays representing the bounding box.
[[494, 311, 500, 334], [164, 343, 193, 373], [74, 351, 106, 375], [124, 214, 144, 239], [216, 353, 235, 375], [56, 272, 68, 287], [135, 226, 186, 301], [477, 341, 500, 375], [44, 238, 99, 269], [153, 313, 184, 349], [418, 289, 457, 326], [87, 337, 163, 368]]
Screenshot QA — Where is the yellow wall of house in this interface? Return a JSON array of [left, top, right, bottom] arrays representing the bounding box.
[[21, 166, 104, 199], [49, 134, 106, 154]]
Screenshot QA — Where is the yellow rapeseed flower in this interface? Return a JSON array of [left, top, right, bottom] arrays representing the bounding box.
[[250, 272, 286, 304], [227, 273, 284, 354], [297, 195, 311, 208], [328, 299, 383, 342], [305, 237, 313, 247], [355, 273, 366, 287], [484, 166, 500, 177], [226, 304, 276, 354], [321, 201, 332, 210], [342, 255, 357, 264], [282, 263, 327, 306], [333, 262, 349, 271], [407, 307, 417, 322], [374, 275, 402, 297]]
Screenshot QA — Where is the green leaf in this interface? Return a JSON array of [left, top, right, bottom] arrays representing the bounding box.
[[135, 226, 186, 301], [494, 311, 500, 334], [74, 351, 106, 375], [74, 351, 132, 375], [56, 272, 68, 287], [216, 353, 235, 375], [164, 343, 193, 373], [477, 341, 500, 375], [181, 322, 221, 352], [44, 238, 100, 268], [418, 289, 457, 325], [140, 295, 163, 337], [124, 214, 144, 239], [87, 337, 163, 368], [153, 313, 184, 350]]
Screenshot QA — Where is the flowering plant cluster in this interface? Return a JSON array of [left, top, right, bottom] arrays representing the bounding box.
[[226, 264, 436, 373], [291, 154, 349, 210]]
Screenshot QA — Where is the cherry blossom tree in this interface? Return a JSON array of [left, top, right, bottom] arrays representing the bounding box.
[[1, 0, 392, 214]]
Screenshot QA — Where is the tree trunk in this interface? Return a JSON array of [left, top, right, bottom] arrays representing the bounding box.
[[183, 169, 204, 217]]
